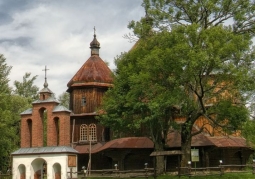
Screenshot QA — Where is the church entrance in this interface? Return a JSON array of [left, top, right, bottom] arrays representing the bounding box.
[[18, 164, 26, 179], [31, 158, 47, 179], [53, 163, 61, 179]]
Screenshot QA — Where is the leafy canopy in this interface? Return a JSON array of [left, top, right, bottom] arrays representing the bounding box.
[[129, 0, 255, 37], [0, 54, 39, 172], [100, 0, 255, 169]]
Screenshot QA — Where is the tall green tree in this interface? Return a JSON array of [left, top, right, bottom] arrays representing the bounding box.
[[99, 0, 255, 172], [0, 55, 40, 172], [0, 54, 13, 172], [13, 72, 39, 103], [0, 54, 11, 94]]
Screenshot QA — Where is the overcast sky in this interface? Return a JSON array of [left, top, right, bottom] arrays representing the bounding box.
[[0, 0, 144, 97]]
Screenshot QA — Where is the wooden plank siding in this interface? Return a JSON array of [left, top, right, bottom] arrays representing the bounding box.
[[70, 87, 107, 114], [70, 116, 109, 143], [175, 116, 241, 137]]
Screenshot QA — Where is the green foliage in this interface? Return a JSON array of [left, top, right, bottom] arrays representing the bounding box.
[[58, 92, 70, 109], [101, 25, 254, 140], [243, 120, 255, 148], [100, 0, 255, 170], [130, 0, 255, 35], [0, 54, 11, 94], [0, 54, 13, 171], [13, 72, 39, 103], [0, 54, 40, 171]]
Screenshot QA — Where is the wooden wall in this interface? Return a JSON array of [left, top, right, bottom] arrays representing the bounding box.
[[70, 116, 110, 143], [69, 87, 107, 114]]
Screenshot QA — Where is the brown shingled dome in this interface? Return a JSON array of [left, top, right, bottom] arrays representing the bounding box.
[[67, 55, 113, 88]]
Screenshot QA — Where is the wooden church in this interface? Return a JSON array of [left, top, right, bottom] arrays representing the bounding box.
[[66, 31, 154, 171], [11, 30, 254, 179], [11, 31, 154, 179]]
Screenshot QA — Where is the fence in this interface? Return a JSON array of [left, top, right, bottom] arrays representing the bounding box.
[[177, 163, 255, 178], [68, 168, 155, 179], [0, 173, 12, 179]]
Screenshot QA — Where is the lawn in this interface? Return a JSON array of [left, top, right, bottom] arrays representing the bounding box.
[[159, 173, 255, 179], [83, 172, 255, 179]]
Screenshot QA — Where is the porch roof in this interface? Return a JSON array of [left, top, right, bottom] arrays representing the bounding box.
[[74, 137, 154, 154], [150, 150, 182, 156], [166, 130, 251, 148], [74, 132, 252, 154], [12, 146, 78, 155]]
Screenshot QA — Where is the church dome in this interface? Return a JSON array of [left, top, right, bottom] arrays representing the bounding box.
[[67, 55, 113, 88], [90, 34, 100, 48], [67, 30, 113, 89]]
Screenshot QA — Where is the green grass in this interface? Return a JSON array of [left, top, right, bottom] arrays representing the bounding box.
[[160, 173, 255, 179], [84, 173, 255, 179]]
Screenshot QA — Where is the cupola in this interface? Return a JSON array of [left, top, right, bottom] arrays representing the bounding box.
[[90, 26, 100, 56]]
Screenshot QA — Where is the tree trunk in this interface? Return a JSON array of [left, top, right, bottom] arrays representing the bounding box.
[[154, 142, 165, 174], [180, 123, 192, 167]]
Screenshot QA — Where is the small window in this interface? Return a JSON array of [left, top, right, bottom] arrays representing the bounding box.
[[89, 124, 97, 142], [80, 123, 97, 142], [81, 97, 86, 106], [80, 124, 88, 141]]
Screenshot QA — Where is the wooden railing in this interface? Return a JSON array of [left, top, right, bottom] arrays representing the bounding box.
[[177, 164, 255, 178], [0, 173, 12, 179], [68, 168, 155, 179]]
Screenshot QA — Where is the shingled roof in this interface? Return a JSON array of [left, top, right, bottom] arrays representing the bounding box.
[[74, 137, 154, 154], [67, 32, 113, 90], [67, 55, 113, 88], [166, 130, 251, 149]]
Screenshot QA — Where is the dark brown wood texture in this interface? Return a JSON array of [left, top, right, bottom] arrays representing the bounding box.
[[70, 87, 107, 114], [70, 116, 108, 143]]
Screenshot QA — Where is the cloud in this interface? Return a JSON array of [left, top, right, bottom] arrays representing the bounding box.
[[0, 0, 144, 96]]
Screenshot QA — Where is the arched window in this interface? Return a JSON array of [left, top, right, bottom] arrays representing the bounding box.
[[27, 119, 32, 147], [89, 124, 97, 142], [80, 123, 97, 142], [54, 117, 60, 146], [80, 124, 88, 141]]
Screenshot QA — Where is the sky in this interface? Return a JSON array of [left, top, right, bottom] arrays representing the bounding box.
[[0, 0, 144, 97]]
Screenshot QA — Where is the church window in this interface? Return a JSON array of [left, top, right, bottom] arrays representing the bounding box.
[[80, 124, 88, 141], [54, 117, 60, 146], [89, 124, 97, 141], [27, 119, 32, 147], [79, 123, 97, 142], [81, 97, 86, 106]]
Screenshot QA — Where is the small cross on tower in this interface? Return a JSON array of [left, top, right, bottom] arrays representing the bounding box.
[[42, 66, 49, 88]]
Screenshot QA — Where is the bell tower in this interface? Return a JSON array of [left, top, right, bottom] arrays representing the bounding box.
[[67, 28, 113, 145], [12, 66, 78, 179], [20, 66, 71, 147]]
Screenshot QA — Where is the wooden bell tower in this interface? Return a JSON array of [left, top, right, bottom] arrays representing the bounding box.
[[67, 28, 113, 145]]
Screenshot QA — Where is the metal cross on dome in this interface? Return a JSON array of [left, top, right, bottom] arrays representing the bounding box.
[[42, 66, 49, 87], [43, 66, 49, 79]]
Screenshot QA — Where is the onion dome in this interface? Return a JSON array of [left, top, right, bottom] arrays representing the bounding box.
[[67, 29, 113, 90], [90, 27, 100, 56]]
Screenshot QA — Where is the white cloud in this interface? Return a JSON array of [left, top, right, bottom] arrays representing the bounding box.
[[0, 0, 144, 96]]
